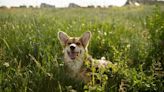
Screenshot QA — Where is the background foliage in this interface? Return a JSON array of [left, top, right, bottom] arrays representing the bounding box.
[[0, 5, 164, 92]]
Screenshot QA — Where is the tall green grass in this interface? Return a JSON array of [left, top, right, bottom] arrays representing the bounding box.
[[0, 5, 164, 92]]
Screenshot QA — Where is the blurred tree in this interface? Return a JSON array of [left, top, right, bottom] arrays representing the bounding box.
[[125, 0, 158, 5]]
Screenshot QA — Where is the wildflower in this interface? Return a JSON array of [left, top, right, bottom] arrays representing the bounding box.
[[127, 44, 131, 48], [3, 62, 9, 67]]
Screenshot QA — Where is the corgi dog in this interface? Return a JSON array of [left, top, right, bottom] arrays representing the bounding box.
[[58, 31, 111, 83]]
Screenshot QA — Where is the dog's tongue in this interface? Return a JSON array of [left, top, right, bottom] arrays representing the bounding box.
[[69, 52, 77, 59]]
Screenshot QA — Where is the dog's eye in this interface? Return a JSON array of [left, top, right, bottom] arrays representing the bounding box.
[[76, 42, 81, 46], [67, 42, 71, 45]]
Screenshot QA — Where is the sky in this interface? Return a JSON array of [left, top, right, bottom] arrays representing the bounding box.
[[0, 0, 127, 8]]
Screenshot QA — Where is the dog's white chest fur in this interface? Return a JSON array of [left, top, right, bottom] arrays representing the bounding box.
[[68, 61, 83, 73], [65, 59, 83, 76]]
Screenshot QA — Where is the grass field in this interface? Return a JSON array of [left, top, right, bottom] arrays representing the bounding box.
[[0, 5, 164, 92]]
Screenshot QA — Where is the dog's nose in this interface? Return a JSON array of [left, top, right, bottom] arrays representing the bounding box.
[[70, 45, 75, 50], [70, 44, 76, 50]]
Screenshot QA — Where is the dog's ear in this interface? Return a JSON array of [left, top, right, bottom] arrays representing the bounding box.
[[80, 31, 91, 48], [58, 31, 69, 46]]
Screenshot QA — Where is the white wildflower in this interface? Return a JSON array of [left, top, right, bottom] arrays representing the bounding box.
[[3, 62, 9, 67]]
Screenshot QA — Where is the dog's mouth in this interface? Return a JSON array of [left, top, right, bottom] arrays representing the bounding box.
[[67, 51, 79, 60]]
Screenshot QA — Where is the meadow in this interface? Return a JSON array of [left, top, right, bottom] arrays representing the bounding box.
[[0, 5, 164, 92]]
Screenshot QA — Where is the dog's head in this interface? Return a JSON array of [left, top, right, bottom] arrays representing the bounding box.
[[58, 31, 91, 60]]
